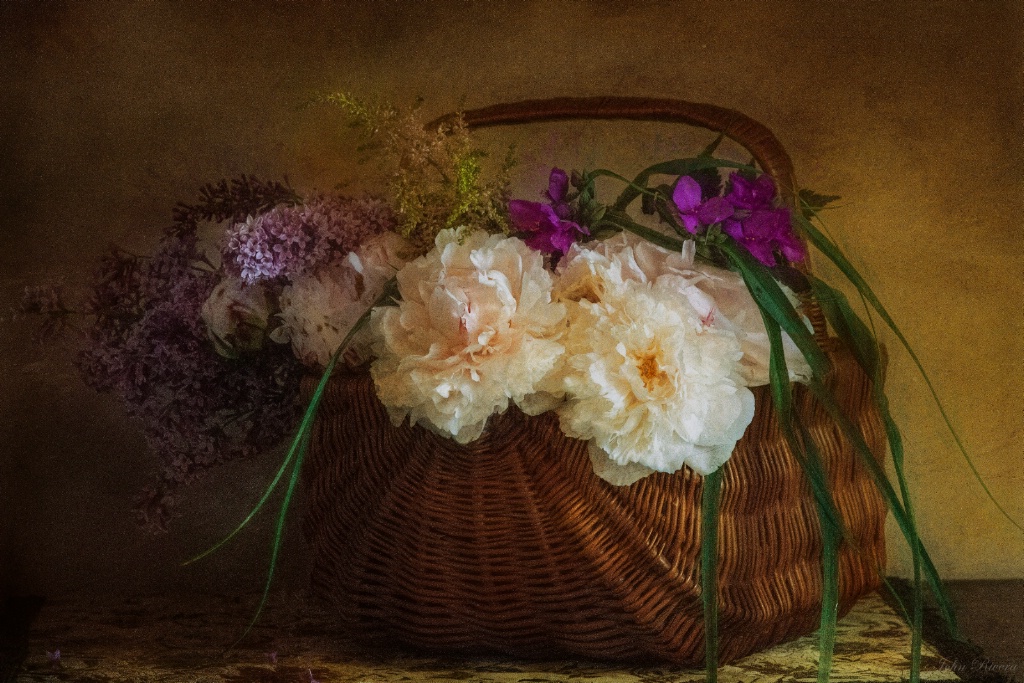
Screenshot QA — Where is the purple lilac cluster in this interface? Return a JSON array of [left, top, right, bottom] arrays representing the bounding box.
[[507, 168, 589, 256], [18, 283, 71, 342], [76, 234, 303, 532], [673, 172, 804, 267], [221, 194, 396, 284]]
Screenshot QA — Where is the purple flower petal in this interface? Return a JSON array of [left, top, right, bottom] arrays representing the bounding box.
[[721, 218, 744, 240], [507, 199, 552, 230], [695, 196, 734, 225], [778, 232, 806, 262], [746, 240, 778, 266], [545, 167, 570, 204], [741, 209, 786, 240], [672, 176, 703, 212], [726, 173, 777, 211], [509, 199, 585, 256]]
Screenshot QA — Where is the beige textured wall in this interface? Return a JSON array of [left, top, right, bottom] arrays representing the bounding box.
[[2, 1, 1021, 600]]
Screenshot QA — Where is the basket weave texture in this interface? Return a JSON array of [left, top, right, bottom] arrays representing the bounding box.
[[300, 98, 888, 664], [301, 344, 886, 665]]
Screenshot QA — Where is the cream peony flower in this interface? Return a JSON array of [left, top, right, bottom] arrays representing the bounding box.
[[556, 232, 811, 386], [556, 279, 755, 480], [271, 232, 412, 368], [370, 228, 566, 443]]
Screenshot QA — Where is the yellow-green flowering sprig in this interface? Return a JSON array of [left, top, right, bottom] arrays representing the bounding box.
[[324, 93, 513, 250]]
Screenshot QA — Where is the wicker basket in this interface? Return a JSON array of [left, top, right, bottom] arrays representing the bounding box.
[[301, 98, 888, 665]]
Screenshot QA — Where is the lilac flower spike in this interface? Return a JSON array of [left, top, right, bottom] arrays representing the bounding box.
[[671, 176, 734, 234]]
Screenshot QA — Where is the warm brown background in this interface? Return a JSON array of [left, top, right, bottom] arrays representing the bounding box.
[[1, 1, 1021, 602]]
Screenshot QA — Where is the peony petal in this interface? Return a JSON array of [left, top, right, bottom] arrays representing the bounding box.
[[587, 443, 658, 486]]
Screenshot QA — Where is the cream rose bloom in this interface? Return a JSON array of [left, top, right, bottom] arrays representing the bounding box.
[[370, 228, 566, 443], [201, 277, 272, 358], [556, 232, 811, 386], [555, 278, 755, 482], [271, 232, 412, 368]]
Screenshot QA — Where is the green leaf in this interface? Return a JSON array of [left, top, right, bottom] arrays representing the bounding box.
[[761, 313, 840, 683], [596, 211, 685, 252], [805, 373, 959, 639], [810, 276, 924, 680], [797, 189, 841, 219], [699, 133, 726, 159], [188, 279, 399, 649], [719, 240, 830, 379], [701, 467, 724, 683], [612, 158, 757, 212], [795, 207, 1023, 538], [181, 434, 298, 567]]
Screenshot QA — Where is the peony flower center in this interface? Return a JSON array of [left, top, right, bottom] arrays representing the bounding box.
[[636, 351, 670, 393]]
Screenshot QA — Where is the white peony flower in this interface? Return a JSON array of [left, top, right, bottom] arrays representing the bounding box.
[[201, 277, 272, 358], [271, 232, 412, 368], [370, 228, 566, 443], [556, 232, 811, 386], [555, 279, 755, 479]]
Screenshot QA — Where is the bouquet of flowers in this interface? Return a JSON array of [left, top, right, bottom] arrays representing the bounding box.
[[24, 95, 1014, 682]]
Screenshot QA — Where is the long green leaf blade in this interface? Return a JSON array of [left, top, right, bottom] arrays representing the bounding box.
[[230, 428, 311, 649], [796, 209, 1023, 535], [181, 438, 298, 566], [719, 240, 830, 380], [597, 211, 685, 252], [810, 276, 924, 679], [805, 375, 959, 637], [761, 310, 839, 683], [189, 279, 398, 649], [701, 466, 724, 683]]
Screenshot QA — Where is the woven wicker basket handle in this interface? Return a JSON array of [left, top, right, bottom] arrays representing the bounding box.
[[429, 96, 828, 340], [428, 96, 796, 201]]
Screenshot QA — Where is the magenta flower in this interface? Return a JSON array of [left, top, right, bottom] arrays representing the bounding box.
[[723, 208, 804, 266], [508, 168, 589, 255], [671, 176, 735, 234], [725, 172, 777, 211], [719, 173, 805, 266], [545, 167, 573, 219], [508, 200, 588, 255]]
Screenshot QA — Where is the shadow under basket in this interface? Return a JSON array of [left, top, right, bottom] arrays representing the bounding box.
[[300, 342, 887, 665]]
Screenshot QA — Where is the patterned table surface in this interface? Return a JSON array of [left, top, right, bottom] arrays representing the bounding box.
[[16, 591, 957, 683]]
